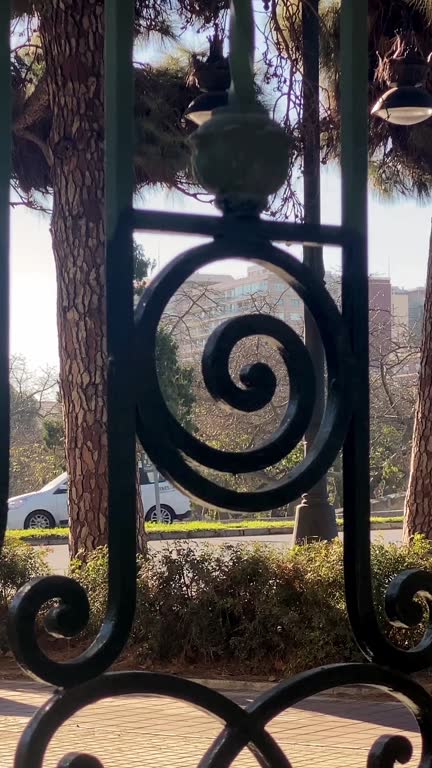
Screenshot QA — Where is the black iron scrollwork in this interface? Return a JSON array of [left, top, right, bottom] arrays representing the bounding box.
[[3, 0, 432, 765], [7, 494, 137, 687], [346, 550, 432, 672], [200, 663, 432, 768], [13, 666, 432, 768], [135, 236, 354, 512], [8, 576, 89, 684]]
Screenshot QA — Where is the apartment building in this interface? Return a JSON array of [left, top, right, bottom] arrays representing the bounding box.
[[391, 286, 425, 344], [325, 273, 393, 363], [168, 265, 304, 363], [167, 265, 422, 366], [369, 276, 392, 361]]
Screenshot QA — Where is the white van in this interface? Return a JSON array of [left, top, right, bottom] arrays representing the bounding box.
[[138, 466, 191, 524], [7, 470, 191, 529]]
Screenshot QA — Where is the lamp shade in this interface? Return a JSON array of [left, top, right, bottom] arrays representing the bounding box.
[[184, 92, 229, 126], [371, 85, 432, 125]]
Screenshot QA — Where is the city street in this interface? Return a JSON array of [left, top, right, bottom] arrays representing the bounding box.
[[45, 528, 403, 573]]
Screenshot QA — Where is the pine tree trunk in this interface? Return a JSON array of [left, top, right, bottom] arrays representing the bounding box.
[[404, 219, 432, 541], [40, 0, 145, 557]]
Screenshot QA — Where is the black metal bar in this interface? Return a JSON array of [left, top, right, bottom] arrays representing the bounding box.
[[341, 6, 432, 666], [132, 208, 351, 247], [293, 0, 337, 543], [0, 0, 10, 551], [340, 0, 376, 660], [103, 0, 137, 658]]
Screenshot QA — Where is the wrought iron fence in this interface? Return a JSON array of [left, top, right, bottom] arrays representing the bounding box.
[[2, 0, 432, 766]]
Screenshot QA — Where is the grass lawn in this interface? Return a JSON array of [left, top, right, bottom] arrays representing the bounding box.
[[5, 516, 404, 541]]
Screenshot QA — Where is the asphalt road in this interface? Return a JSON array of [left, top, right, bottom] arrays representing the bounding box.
[[45, 528, 403, 574]]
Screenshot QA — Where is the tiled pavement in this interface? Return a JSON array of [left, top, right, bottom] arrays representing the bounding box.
[[0, 680, 421, 767]]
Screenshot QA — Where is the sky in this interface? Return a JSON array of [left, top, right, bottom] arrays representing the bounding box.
[[10, 168, 432, 370], [11, 9, 432, 371]]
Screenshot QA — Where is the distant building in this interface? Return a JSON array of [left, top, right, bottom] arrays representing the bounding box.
[[407, 287, 425, 342], [391, 286, 425, 344], [169, 265, 304, 363], [369, 276, 392, 362], [168, 265, 424, 367], [391, 289, 409, 343], [325, 272, 392, 364]]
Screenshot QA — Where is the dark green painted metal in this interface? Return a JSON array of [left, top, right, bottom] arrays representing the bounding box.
[[105, 0, 135, 237], [228, 0, 256, 110], [340, 0, 369, 242], [0, 0, 10, 551], [132, 209, 352, 246], [340, 0, 378, 664]]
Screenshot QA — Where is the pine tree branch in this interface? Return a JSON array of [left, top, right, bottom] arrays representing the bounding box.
[[13, 75, 49, 132], [14, 128, 53, 167]]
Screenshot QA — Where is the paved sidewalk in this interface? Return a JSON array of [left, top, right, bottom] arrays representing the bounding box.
[[0, 680, 421, 767]]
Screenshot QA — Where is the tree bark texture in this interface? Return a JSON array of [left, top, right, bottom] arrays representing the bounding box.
[[404, 220, 432, 541], [40, 0, 145, 557]]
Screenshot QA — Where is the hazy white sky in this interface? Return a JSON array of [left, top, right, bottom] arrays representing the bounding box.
[[10, 168, 432, 369], [11, 15, 431, 371]]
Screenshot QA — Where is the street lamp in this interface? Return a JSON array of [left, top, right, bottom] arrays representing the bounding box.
[[372, 41, 432, 126], [185, 2, 336, 541], [184, 32, 231, 126], [184, 91, 229, 126], [372, 86, 432, 125], [293, 0, 338, 544], [185, 1, 290, 217]]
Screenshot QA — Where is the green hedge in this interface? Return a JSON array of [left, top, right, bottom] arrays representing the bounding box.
[[70, 536, 432, 676], [0, 537, 429, 675]]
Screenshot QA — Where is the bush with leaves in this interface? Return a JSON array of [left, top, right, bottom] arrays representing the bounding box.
[[0, 540, 48, 652], [70, 536, 432, 676]]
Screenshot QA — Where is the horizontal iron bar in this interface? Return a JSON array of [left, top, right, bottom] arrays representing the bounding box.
[[132, 209, 350, 248]]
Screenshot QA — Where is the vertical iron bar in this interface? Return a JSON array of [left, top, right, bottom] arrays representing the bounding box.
[[105, 0, 137, 627], [293, 0, 337, 543], [229, 0, 256, 110], [340, 0, 373, 648], [0, 0, 10, 550]]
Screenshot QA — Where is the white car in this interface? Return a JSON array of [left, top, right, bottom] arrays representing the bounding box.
[[7, 470, 191, 529]]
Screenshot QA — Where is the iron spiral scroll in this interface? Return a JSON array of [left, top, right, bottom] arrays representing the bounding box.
[[135, 236, 354, 512]]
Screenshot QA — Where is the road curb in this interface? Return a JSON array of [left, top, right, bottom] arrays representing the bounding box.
[[188, 674, 431, 700], [0, 672, 428, 702], [20, 521, 403, 547]]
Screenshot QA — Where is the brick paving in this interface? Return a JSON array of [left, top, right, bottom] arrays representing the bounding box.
[[0, 680, 421, 767]]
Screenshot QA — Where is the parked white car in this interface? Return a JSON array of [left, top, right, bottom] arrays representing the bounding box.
[[7, 469, 191, 529]]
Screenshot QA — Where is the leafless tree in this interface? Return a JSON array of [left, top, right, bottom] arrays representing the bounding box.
[[9, 355, 59, 446]]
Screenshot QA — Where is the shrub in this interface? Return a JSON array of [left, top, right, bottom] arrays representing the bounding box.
[[70, 536, 432, 677], [9, 443, 65, 497], [0, 540, 48, 651]]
